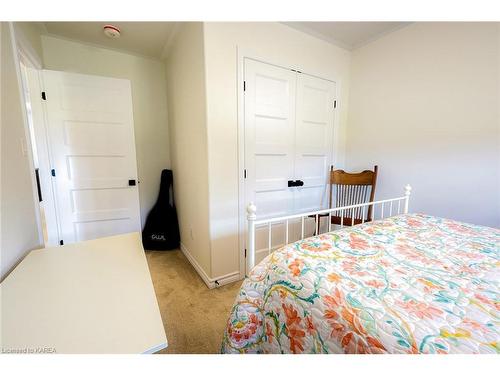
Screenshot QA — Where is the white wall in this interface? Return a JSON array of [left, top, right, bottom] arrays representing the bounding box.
[[346, 22, 500, 227], [1, 23, 43, 280], [165, 23, 212, 277], [13, 22, 44, 67], [203, 22, 351, 279], [41, 36, 171, 228]]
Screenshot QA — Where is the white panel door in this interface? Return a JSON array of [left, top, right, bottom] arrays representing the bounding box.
[[294, 73, 336, 213], [244, 59, 296, 264], [244, 59, 296, 219], [42, 70, 141, 244]]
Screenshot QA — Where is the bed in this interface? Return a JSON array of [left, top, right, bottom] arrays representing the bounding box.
[[221, 188, 499, 354]]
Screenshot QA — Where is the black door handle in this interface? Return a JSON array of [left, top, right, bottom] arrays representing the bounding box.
[[128, 179, 137, 186], [288, 180, 304, 187]]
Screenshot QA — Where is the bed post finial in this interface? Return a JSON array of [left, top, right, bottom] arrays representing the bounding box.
[[246, 203, 257, 277], [247, 202, 257, 218], [404, 185, 412, 214]]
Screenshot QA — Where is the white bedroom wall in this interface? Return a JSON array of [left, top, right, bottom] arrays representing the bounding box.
[[165, 23, 212, 277], [41, 35, 171, 228], [1, 23, 43, 280], [346, 22, 500, 228], [13, 22, 44, 67], [203, 22, 352, 279]]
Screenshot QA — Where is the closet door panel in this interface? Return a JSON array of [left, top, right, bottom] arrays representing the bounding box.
[[244, 59, 296, 219], [244, 59, 297, 265], [294, 74, 336, 213]]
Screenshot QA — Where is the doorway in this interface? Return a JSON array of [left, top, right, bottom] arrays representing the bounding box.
[[19, 67, 142, 246]]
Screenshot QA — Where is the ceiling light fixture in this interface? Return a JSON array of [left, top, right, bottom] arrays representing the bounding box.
[[103, 24, 121, 39]]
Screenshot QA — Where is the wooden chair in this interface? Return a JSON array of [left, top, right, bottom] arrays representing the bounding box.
[[328, 165, 378, 226], [311, 165, 378, 233]]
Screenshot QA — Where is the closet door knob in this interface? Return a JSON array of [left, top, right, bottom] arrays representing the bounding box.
[[287, 180, 304, 187]]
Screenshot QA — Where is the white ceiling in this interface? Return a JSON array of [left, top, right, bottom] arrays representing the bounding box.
[[40, 22, 410, 59], [42, 22, 178, 59], [284, 22, 411, 50]]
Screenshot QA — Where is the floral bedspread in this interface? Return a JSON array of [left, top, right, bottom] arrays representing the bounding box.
[[221, 214, 499, 354]]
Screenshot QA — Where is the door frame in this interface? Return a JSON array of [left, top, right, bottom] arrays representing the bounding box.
[[236, 47, 342, 279], [8, 22, 44, 248], [14, 23, 62, 246], [24, 67, 62, 246]]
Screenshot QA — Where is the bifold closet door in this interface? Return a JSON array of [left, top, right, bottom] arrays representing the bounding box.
[[42, 70, 141, 244], [244, 58, 336, 266], [244, 59, 297, 265], [244, 59, 297, 220], [294, 73, 336, 213]]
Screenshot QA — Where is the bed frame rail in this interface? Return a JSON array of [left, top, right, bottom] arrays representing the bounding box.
[[246, 185, 412, 275]]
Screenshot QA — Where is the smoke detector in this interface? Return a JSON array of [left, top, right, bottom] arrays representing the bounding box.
[[103, 24, 121, 39]]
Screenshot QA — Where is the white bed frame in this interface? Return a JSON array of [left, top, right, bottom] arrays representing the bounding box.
[[246, 184, 412, 275]]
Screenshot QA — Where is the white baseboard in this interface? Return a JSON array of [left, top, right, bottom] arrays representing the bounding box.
[[179, 242, 242, 289]]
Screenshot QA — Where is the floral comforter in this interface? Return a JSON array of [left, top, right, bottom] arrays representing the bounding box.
[[221, 214, 499, 354]]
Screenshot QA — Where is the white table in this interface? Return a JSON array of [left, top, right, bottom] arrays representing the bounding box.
[[0, 232, 167, 353]]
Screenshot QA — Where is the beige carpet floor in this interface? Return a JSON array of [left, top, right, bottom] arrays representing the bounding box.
[[145, 249, 241, 354]]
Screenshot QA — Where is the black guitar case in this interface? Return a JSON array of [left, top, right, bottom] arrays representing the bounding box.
[[142, 169, 180, 250]]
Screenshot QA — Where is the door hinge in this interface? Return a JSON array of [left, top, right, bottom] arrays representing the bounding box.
[[334, 100, 337, 109], [243, 81, 246, 91], [59, 240, 64, 246], [245, 248, 247, 258], [41, 91, 47, 100], [244, 169, 247, 178], [51, 169, 56, 177]]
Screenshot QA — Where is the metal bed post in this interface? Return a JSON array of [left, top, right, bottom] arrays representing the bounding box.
[[246, 202, 257, 276], [404, 184, 412, 214]]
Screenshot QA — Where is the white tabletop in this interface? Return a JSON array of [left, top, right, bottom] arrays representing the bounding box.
[[0, 232, 167, 354]]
